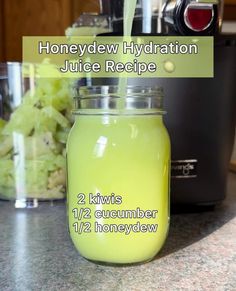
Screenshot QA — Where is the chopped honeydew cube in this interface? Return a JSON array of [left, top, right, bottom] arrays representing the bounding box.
[[0, 159, 14, 188], [0, 136, 13, 157], [23, 160, 48, 194], [3, 104, 40, 136], [0, 119, 6, 133], [23, 132, 57, 159], [55, 128, 70, 144], [42, 106, 70, 128], [37, 153, 65, 172], [34, 110, 57, 134]]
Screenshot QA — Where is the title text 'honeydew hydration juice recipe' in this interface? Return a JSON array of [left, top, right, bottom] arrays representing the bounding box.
[[67, 86, 170, 264]]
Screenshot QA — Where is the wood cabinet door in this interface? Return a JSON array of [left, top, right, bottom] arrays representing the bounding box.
[[0, 0, 4, 61], [0, 0, 100, 62], [1, 0, 73, 61]]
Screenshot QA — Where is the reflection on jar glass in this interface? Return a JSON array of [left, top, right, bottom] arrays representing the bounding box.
[[67, 85, 171, 265], [0, 62, 73, 208]]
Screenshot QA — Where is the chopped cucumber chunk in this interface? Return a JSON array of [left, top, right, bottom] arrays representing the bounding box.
[[3, 105, 40, 136]]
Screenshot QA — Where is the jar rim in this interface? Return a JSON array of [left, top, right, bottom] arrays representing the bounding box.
[[73, 85, 164, 114], [75, 85, 164, 97]]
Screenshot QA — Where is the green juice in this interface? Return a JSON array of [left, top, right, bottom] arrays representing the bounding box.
[[67, 114, 170, 264], [118, 0, 137, 97]]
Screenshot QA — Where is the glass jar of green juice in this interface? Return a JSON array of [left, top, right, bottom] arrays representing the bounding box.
[[67, 85, 170, 265]]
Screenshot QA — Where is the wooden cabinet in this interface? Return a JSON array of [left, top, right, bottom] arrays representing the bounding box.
[[0, 0, 99, 62], [0, 0, 235, 62], [0, 0, 4, 61], [224, 0, 236, 20]]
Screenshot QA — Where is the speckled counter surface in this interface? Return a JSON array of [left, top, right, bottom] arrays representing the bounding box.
[[0, 173, 236, 291]]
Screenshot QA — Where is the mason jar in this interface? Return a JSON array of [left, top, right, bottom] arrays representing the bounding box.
[[0, 62, 73, 208], [67, 85, 170, 265]]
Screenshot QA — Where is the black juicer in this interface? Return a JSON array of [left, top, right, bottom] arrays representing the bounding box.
[[94, 0, 236, 206]]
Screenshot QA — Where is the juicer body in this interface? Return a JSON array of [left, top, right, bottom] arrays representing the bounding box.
[[93, 0, 236, 205], [101, 0, 223, 35], [92, 35, 236, 205], [130, 40, 236, 205]]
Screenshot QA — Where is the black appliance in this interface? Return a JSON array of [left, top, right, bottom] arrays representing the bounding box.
[[95, 0, 236, 206]]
